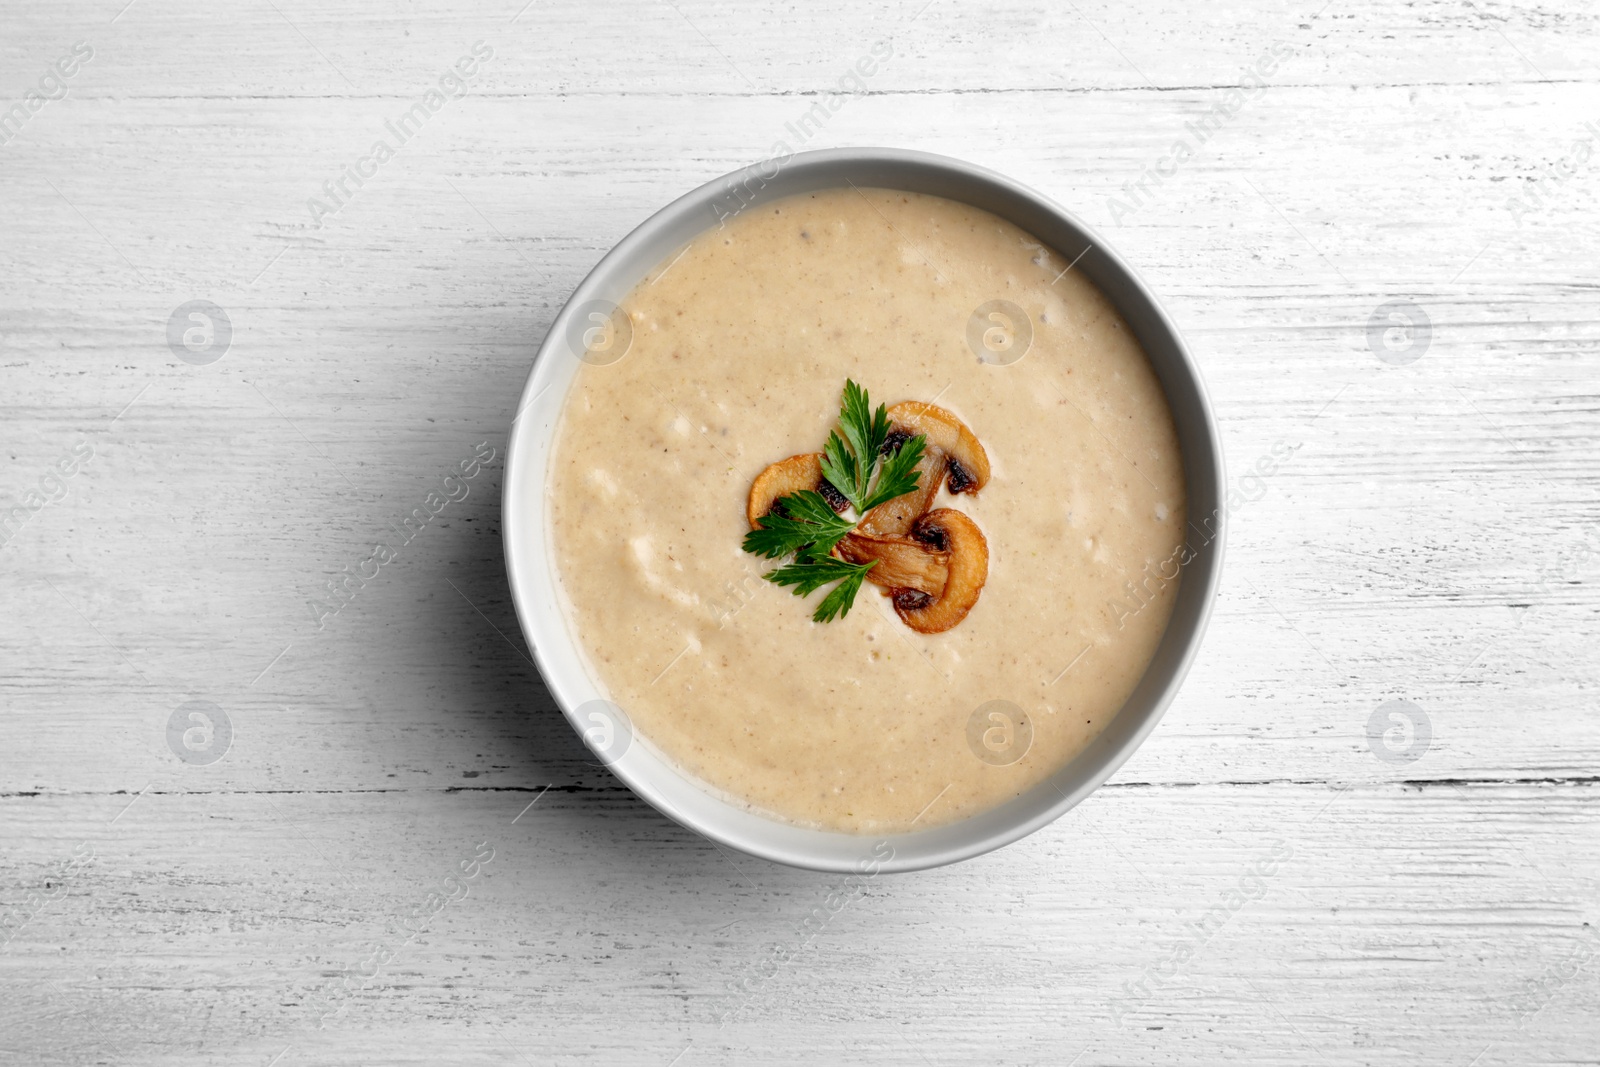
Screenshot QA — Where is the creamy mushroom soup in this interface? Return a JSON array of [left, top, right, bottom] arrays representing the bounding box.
[[547, 188, 1186, 834]]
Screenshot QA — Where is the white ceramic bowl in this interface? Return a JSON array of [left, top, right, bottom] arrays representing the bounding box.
[[503, 148, 1224, 873]]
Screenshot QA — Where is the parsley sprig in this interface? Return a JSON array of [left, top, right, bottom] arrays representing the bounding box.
[[818, 380, 928, 513], [740, 381, 928, 622], [741, 490, 854, 561], [764, 553, 876, 624]]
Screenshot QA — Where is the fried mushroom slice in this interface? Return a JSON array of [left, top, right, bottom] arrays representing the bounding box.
[[856, 439, 947, 537], [746, 453, 848, 528], [835, 531, 951, 597], [885, 401, 991, 495], [891, 509, 988, 634]]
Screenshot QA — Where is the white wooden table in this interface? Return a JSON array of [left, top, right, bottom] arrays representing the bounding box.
[[3, 1, 1598, 1063]]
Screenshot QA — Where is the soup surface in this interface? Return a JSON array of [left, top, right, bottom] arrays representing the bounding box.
[[547, 187, 1185, 834]]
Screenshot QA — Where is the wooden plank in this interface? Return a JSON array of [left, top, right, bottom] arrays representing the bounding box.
[[2, 783, 1597, 1065]]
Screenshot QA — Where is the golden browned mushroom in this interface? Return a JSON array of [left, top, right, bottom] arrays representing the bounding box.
[[835, 531, 951, 597], [890, 509, 988, 634], [885, 401, 991, 494], [856, 442, 947, 537], [746, 453, 848, 529], [859, 403, 990, 536]]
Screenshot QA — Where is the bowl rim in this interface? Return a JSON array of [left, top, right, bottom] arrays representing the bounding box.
[[502, 146, 1226, 873]]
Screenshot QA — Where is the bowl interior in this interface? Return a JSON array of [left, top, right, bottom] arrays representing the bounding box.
[[503, 148, 1224, 873]]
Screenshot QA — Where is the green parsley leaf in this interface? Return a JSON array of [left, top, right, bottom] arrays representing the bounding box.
[[764, 553, 876, 622], [741, 490, 854, 559], [819, 378, 894, 512], [858, 432, 927, 513], [811, 565, 874, 623], [819, 430, 860, 511]]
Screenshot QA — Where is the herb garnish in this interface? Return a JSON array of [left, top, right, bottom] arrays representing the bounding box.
[[764, 554, 877, 624], [741, 381, 928, 622], [741, 489, 855, 561]]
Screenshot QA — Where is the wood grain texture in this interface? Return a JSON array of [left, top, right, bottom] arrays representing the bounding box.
[[3, 0, 1598, 1063]]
